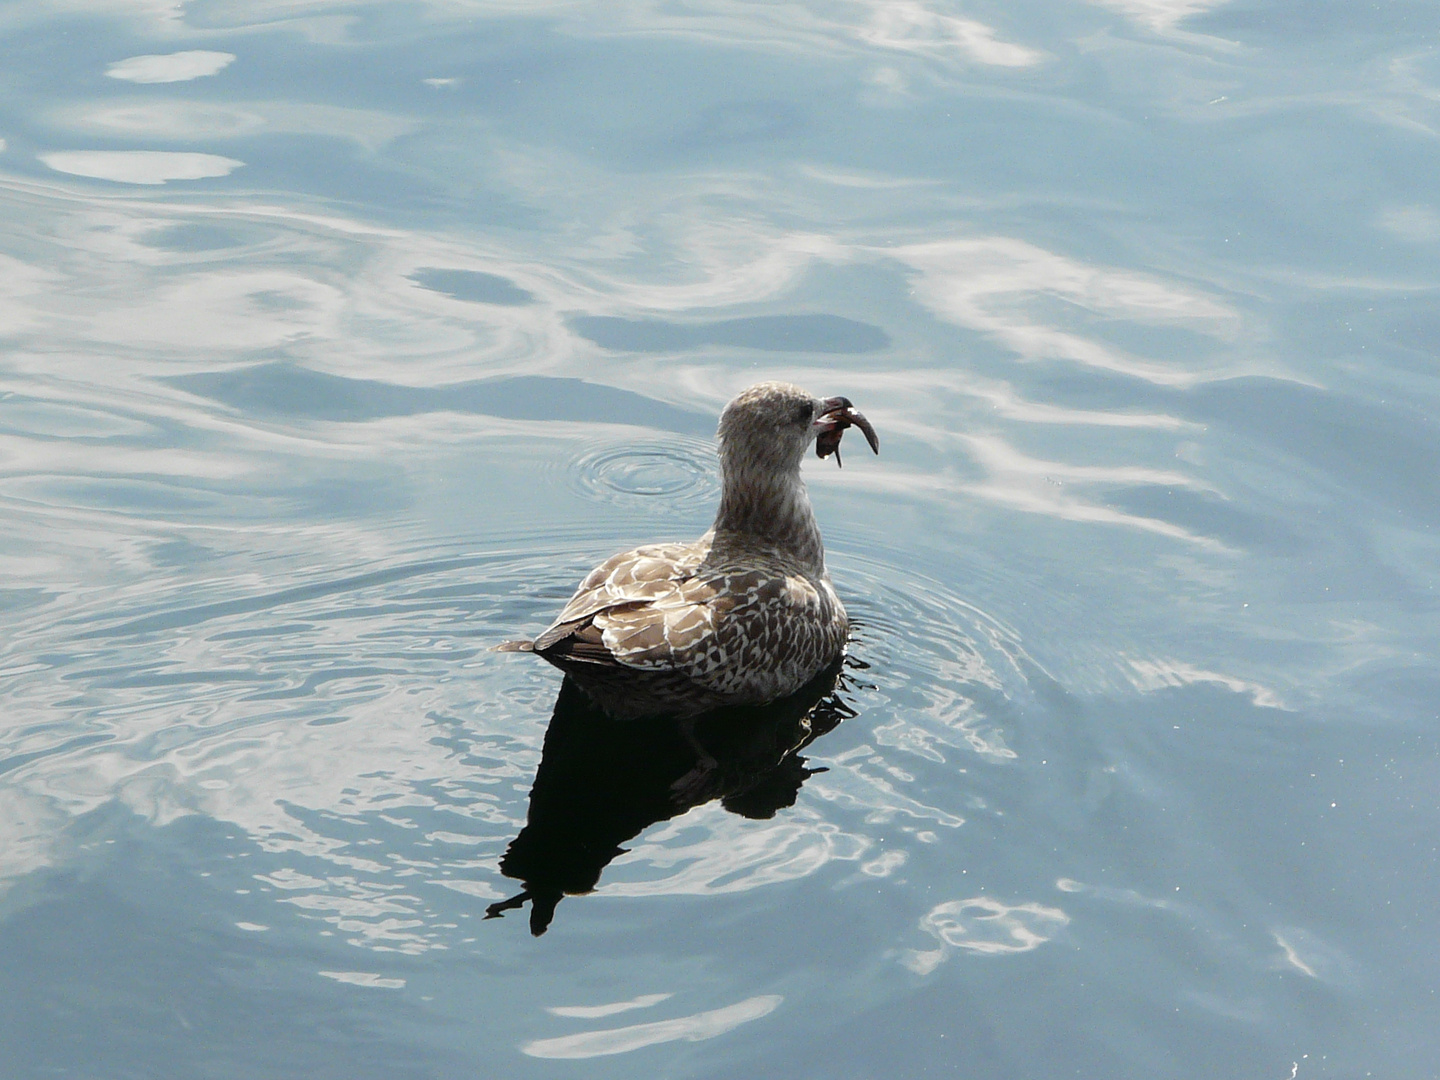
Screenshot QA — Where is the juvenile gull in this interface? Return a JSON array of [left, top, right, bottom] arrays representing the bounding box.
[[498, 381, 878, 719]]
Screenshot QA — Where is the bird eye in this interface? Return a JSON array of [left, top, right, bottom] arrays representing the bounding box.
[[792, 402, 813, 425]]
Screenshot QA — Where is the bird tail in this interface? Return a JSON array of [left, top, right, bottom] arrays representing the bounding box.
[[492, 639, 536, 653]]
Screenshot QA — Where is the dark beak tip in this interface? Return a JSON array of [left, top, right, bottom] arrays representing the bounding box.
[[848, 410, 880, 455]]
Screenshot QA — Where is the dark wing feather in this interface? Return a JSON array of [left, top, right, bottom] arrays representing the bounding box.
[[531, 541, 712, 669], [523, 537, 848, 700], [534, 619, 624, 665]]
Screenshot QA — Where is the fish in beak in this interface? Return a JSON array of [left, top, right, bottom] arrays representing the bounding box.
[[813, 396, 879, 467]]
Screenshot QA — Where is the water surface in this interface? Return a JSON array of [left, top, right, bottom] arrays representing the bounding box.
[[2, 2, 1437, 1077]]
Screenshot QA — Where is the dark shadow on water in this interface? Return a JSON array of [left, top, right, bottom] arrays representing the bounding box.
[[570, 314, 891, 353], [165, 363, 712, 434], [410, 267, 535, 306], [140, 223, 249, 251], [485, 657, 859, 936]]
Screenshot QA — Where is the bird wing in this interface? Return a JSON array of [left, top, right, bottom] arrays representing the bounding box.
[[587, 574, 733, 670], [533, 540, 841, 697], [532, 542, 714, 666]]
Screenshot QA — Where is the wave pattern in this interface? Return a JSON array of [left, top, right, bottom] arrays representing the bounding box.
[[2, 2, 1437, 1077]]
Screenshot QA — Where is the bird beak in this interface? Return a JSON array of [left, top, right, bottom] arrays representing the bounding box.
[[813, 396, 880, 467]]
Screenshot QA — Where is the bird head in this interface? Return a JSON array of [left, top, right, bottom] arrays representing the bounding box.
[[717, 381, 879, 474]]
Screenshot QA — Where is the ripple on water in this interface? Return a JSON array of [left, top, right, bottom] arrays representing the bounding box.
[[834, 551, 1032, 765], [1, 535, 1037, 947], [565, 437, 720, 510], [594, 551, 1035, 900]]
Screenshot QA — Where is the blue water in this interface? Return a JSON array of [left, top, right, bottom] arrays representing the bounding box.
[[2, 2, 1437, 1077]]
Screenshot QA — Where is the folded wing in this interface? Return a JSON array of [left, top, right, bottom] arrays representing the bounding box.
[[530, 541, 842, 709], [532, 542, 721, 670]]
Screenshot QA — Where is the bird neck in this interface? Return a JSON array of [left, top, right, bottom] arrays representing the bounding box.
[[711, 456, 825, 572]]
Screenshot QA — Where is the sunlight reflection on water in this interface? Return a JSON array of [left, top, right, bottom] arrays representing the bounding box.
[[2, 0, 1438, 1076]]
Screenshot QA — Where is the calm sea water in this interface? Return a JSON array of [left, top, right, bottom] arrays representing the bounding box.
[[2, 2, 1437, 1077]]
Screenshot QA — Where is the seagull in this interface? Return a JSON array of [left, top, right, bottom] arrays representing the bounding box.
[[498, 381, 878, 719]]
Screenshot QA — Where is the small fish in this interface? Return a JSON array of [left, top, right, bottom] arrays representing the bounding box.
[[813, 395, 880, 468]]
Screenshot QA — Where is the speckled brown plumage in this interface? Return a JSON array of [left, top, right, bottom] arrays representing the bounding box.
[[499, 381, 878, 719]]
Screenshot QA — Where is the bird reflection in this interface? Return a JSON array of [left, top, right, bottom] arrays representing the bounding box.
[[485, 657, 859, 936]]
